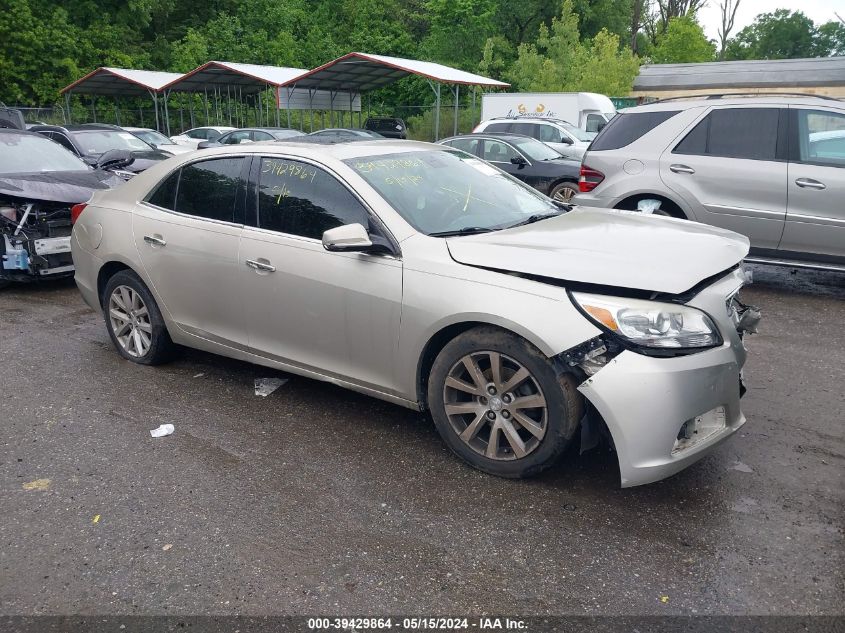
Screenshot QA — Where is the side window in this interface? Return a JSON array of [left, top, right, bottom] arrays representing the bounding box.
[[186, 129, 208, 139], [538, 125, 562, 143], [175, 158, 244, 222], [796, 109, 845, 168], [257, 157, 369, 240], [485, 122, 511, 133], [510, 122, 534, 137], [481, 139, 519, 163], [252, 131, 273, 141], [52, 133, 77, 154], [585, 114, 605, 133], [447, 137, 479, 155], [147, 170, 179, 210], [224, 131, 252, 145], [674, 108, 780, 161]]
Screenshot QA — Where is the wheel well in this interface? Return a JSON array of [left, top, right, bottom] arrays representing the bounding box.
[[550, 178, 578, 191], [96, 262, 131, 307], [615, 194, 686, 218]]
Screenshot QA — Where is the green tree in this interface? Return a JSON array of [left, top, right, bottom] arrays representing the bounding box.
[[506, 0, 639, 95], [815, 21, 845, 57], [726, 9, 817, 60], [650, 14, 715, 63]]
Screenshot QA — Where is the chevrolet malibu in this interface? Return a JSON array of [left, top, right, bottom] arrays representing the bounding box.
[[71, 140, 760, 487]]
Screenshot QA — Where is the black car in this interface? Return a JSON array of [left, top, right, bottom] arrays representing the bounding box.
[[439, 133, 581, 202], [0, 128, 123, 287], [364, 117, 407, 139], [29, 123, 171, 176]]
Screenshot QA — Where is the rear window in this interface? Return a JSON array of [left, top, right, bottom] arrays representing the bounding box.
[[589, 110, 680, 151], [674, 108, 781, 161], [484, 122, 512, 133]]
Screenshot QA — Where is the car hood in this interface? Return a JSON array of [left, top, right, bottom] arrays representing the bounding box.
[[445, 207, 750, 295], [0, 169, 123, 204]]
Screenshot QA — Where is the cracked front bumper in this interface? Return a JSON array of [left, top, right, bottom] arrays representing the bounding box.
[[578, 268, 751, 487]]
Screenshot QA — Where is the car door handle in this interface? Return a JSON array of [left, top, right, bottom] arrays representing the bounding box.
[[245, 259, 276, 273], [143, 235, 166, 247], [795, 178, 826, 190], [669, 164, 695, 174]]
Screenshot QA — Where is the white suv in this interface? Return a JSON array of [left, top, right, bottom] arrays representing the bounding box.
[[574, 95, 845, 272], [473, 117, 593, 161]]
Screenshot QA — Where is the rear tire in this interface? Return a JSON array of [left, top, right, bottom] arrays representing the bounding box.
[[102, 270, 175, 365], [428, 326, 584, 478], [550, 182, 579, 204]]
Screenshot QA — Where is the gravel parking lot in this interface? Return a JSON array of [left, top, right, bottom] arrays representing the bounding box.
[[1, 265, 842, 617]]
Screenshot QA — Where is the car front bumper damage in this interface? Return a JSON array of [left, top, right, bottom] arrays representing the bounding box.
[[572, 267, 757, 487]]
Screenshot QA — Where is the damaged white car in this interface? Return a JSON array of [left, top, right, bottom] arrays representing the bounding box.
[[71, 140, 761, 487]]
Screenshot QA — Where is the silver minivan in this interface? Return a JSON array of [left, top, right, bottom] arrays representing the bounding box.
[[574, 95, 845, 272]]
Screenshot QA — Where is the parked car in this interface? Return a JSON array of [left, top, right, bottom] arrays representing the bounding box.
[[473, 116, 593, 161], [0, 128, 124, 288], [197, 127, 305, 149], [123, 127, 193, 155], [573, 95, 845, 272], [439, 133, 580, 202], [364, 117, 407, 139], [30, 124, 171, 177], [72, 140, 760, 487], [170, 126, 237, 149], [304, 128, 384, 141]]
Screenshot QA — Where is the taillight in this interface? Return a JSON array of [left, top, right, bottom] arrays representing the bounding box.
[[579, 165, 605, 193], [71, 203, 87, 224]]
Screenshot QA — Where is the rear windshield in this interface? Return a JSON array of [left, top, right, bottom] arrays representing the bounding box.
[[589, 110, 679, 151], [73, 130, 151, 154]]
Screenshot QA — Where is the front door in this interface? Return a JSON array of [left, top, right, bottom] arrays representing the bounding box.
[[239, 156, 403, 393], [660, 106, 788, 249], [133, 156, 248, 346], [479, 138, 529, 183], [780, 106, 845, 259]]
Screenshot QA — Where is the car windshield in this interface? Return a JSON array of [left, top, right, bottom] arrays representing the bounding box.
[[134, 130, 174, 146], [73, 130, 151, 154], [345, 149, 560, 236], [559, 122, 593, 142], [508, 137, 563, 161], [0, 132, 90, 173]]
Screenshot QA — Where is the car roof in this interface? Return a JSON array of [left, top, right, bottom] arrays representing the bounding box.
[[0, 127, 40, 137], [624, 94, 844, 113], [204, 138, 438, 160], [486, 116, 574, 125], [442, 133, 535, 143]]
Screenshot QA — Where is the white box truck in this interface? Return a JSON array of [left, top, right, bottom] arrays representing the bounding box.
[[481, 92, 616, 134]]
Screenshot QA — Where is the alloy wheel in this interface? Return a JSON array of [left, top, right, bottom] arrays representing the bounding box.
[[108, 285, 152, 358], [553, 186, 576, 203], [443, 351, 548, 460]]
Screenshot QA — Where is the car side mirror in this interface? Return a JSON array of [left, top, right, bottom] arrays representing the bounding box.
[[560, 136, 573, 145], [322, 223, 373, 252], [510, 156, 527, 167], [197, 141, 213, 149], [96, 149, 134, 171]]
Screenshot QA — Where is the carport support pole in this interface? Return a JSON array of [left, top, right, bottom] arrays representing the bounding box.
[[152, 92, 160, 132], [203, 88, 210, 126], [281, 87, 287, 128], [435, 83, 441, 141], [309, 89, 314, 132], [453, 85, 459, 136], [163, 91, 171, 136], [65, 93, 72, 124], [189, 95, 195, 128], [114, 97, 121, 126], [91, 97, 97, 123]]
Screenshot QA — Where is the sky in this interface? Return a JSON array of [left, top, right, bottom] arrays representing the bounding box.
[[697, 0, 845, 41]]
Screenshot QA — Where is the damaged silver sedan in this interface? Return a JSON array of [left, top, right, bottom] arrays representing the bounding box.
[[71, 140, 761, 487]]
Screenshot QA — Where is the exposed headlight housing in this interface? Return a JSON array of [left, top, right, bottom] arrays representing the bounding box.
[[570, 292, 722, 352]]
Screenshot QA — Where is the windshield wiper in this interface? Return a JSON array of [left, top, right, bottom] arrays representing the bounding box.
[[429, 226, 495, 237], [506, 211, 563, 229]]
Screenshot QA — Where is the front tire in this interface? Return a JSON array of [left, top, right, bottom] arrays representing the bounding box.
[[428, 326, 584, 478], [102, 270, 175, 365]]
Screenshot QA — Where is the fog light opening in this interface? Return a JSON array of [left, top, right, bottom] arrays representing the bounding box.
[[672, 405, 727, 454]]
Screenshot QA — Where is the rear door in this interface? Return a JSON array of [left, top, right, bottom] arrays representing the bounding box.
[[779, 106, 845, 259], [133, 156, 248, 346], [660, 106, 788, 249]]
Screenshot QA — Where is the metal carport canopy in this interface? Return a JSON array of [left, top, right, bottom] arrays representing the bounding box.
[[279, 52, 510, 91], [60, 67, 183, 96], [161, 61, 309, 94], [278, 52, 509, 140]]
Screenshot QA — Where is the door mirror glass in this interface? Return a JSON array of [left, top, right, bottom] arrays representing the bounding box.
[[560, 135, 574, 145], [510, 155, 527, 166], [322, 223, 373, 252]]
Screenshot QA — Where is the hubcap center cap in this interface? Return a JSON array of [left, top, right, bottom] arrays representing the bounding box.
[[489, 396, 504, 412]]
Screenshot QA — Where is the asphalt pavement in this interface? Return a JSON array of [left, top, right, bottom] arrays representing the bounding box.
[[0, 264, 842, 617]]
